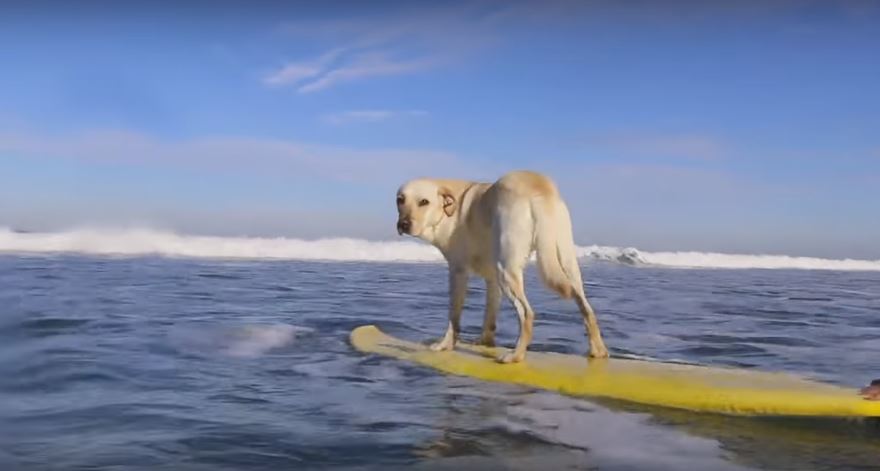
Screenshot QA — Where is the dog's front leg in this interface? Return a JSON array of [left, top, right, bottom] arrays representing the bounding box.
[[430, 267, 468, 351]]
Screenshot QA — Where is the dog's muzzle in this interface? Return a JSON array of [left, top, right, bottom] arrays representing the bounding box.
[[397, 218, 411, 235]]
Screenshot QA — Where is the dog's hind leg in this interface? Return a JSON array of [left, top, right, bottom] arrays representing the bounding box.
[[557, 212, 609, 359], [496, 263, 534, 364], [539, 198, 610, 359], [493, 203, 537, 364], [574, 289, 609, 358], [478, 279, 501, 347]]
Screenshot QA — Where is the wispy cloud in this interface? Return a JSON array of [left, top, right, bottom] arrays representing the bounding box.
[[580, 131, 727, 162], [262, 46, 442, 95], [261, 2, 529, 93], [321, 109, 428, 125], [296, 53, 435, 94], [263, 47, 346, 87], [0, 127, 495, 186]]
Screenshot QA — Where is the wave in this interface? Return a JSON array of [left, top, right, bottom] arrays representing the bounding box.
[[1, 227, 878, 271], [633, 250, 880, 271]]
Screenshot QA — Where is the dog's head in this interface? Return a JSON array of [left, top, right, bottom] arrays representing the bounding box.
[[396, 179, 457, 239]]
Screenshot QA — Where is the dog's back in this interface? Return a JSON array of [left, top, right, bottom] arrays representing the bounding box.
[[494, 170, 560, 199]]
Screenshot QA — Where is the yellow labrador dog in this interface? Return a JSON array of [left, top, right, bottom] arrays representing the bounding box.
[[396, 170, 609, 363]]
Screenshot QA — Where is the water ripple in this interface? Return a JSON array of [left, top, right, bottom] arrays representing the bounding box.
[[0, 256, 878, 470]]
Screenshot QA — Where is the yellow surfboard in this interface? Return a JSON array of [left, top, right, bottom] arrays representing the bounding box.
[[350, 325, 880, 417]]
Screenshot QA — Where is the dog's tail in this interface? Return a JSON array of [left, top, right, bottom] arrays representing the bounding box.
[[533, 197, 583, 300]]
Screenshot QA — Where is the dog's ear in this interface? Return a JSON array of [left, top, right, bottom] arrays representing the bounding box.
[[440, 187, 456, 217]]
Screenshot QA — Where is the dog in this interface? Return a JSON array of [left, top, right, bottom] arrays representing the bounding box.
[[395, 170, 609, 363]]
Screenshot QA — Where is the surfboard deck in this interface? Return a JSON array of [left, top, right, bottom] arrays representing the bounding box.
[[350, 324, 880, 418]]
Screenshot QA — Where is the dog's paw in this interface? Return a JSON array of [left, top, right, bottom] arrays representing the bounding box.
[[430, 340, 453, 352], [588, 347, 610, 359], [497, 351, 524, 364]]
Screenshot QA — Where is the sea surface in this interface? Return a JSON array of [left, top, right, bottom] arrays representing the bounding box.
[[1, 243, 880, 470]]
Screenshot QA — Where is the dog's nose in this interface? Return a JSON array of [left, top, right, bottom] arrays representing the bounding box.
[[397, 219, 411, 235]]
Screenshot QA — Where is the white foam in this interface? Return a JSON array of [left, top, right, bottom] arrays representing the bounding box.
[[222, 324, 308, 358], [638, 249, 880, 271], [1, 226, 878, 271], [169, 323, 311, 359]]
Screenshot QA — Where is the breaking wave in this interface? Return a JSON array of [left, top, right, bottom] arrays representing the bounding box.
[[1, 227, 878, 271]]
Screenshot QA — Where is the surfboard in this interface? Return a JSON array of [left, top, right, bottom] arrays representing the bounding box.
[[350, 324, 880, 418]]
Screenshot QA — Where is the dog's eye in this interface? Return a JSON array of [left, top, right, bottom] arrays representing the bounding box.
[[419, 199, 429, 207], [396, 195, 404, 205]]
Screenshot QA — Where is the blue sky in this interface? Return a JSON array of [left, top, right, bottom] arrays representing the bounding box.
[[1, 0, 879, 258]]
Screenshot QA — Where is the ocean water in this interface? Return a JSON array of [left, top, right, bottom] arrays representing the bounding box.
[[1, 230, 880, 471]]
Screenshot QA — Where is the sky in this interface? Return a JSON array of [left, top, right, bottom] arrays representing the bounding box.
[[0, 0, 879, 258]]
